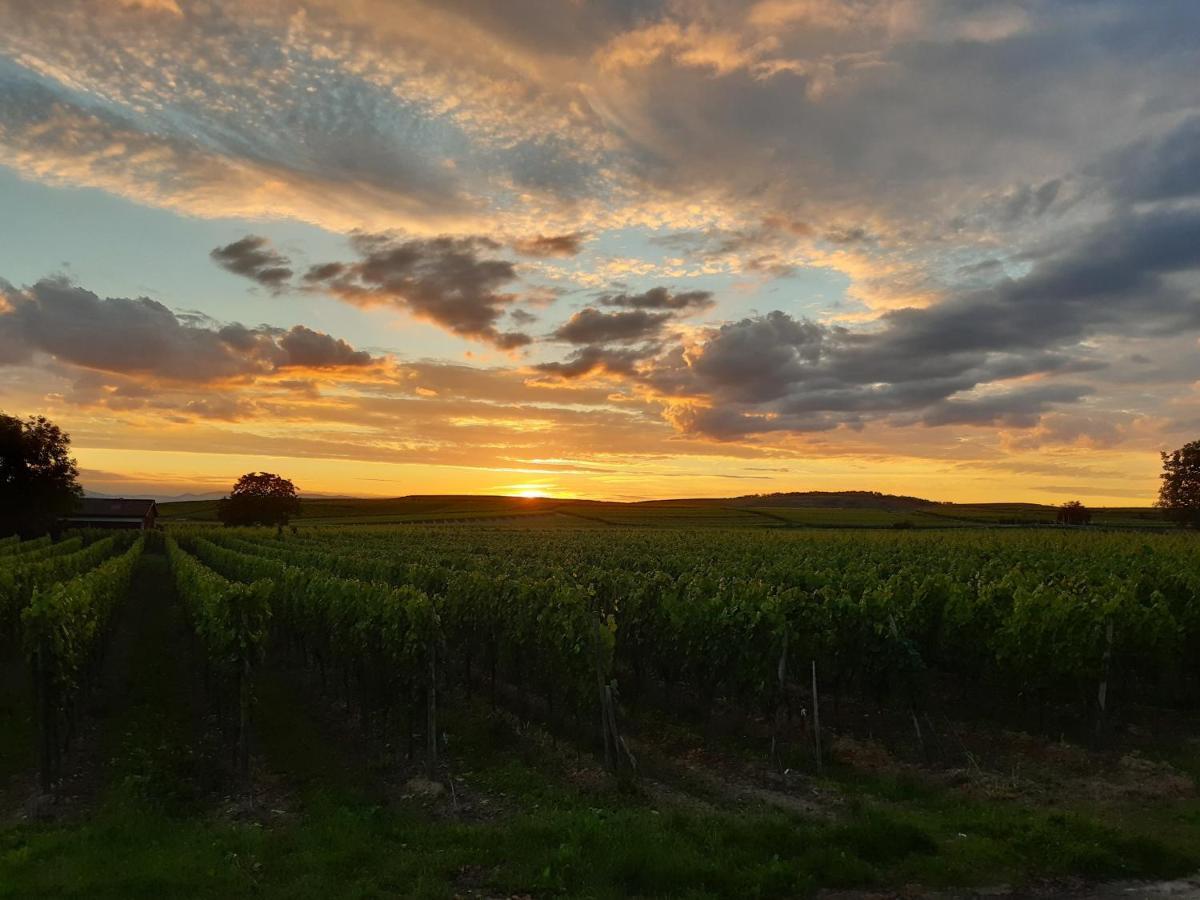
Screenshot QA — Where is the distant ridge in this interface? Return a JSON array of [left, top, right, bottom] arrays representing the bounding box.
[[84, 488, 351, 503], [83, 489, 226, 503], [728, 491, 936, 510], [151, 490, 1161, 528]]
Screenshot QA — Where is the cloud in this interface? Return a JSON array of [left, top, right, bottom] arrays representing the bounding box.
[[303, 262, 346, 282], [511, 232, 586, 258], [1103, 114, 1200, 204], [598, 286, 714, 313], [0, 276, 376, 383], [541, 287, 716, 374], [508, 308, 539, 327], [114, 0, 182, 15], [210, 235, 293, 289], [871, 205, 1200, 363], [1003, 411, 1134, 451], [277, 325, 373, 368], [561, 195, 1200, 439], [920, 384, 1094, 428], [2, 0, 1197, 248], [534, 344, 652, 379], [2, 0, 1200, 500], [595, 21, 773, 76], [0, 72, 481, 234], [553, 307, 672, 345], [304, 234, 533, 349]]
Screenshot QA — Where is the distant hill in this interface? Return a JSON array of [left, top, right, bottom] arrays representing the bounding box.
[[629, 491, 934, 509], [731, 491, 935, 510], [154, 490, 1163, 529], [85, 489, 227, 503]]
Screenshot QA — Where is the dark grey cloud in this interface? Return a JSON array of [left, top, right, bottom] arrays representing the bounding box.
[[996, 179, 1061, 223], [586, 197, 1200, 439], [542, 287, 715, 371], [210, 235, 293, 289], [553, 307, 671, 344], [508, 308, 539, 326], [1103, 114, 1200, 204], [303, 262, 346, 282], [278, 325, 373, 368], [688, 312, 826, 403], [0, 277, 376, 382], [584, 0, 1200, 247], [870, 205, 1200, 367], [534, 344, 651, 379], [305, 235, 532, 349], [598, 286, 714, 312], [645, 308, 1099, 439], [920, 384, 1093, 428], [823, 226, 873, 245], [511, 232, 587, 258]]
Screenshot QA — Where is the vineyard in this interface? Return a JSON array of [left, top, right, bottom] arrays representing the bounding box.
[[156, 526, 1200, 768], [1, 524, 1199, 897]]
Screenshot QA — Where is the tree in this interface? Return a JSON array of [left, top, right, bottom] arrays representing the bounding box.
[[218, 472, 301, 527], [1158, 440, 1200, 528], [0, 413, 83, 538], [1056, 500, 1091, 526]]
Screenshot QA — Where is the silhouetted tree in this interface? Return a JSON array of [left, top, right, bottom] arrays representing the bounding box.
[[0, 413, 83, 538], [1056, 500, 1091, 526], [1158, 440, 1200, 528], [218, 472, 300, 526]]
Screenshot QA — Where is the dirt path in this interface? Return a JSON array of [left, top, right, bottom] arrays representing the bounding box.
[[22, 550, 220, 819], [88, 550, 221, 811]]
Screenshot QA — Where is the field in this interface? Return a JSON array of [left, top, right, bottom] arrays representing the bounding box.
[[2, 523, 1199, 897], [157, 494, 1170, 530]]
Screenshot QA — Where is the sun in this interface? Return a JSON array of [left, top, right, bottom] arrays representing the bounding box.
[[499, 481, 568, 499], [500, 482, 557, 499]]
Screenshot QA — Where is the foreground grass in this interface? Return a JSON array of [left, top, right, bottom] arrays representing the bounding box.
[[2, 775, 1196, 898]]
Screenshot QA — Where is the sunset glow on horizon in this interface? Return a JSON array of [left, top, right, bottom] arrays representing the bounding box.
[[2, 1, 1198, 505]]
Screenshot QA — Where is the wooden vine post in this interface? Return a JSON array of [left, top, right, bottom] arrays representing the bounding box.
[[811, 659, 823, 774], [33, 636, 55, 792], [590, 613, 614, 772], [590, 608, 636, 775], [236, 653, 251, 782], [1096, 619, 1115, 743], [771, 630, 789, 772], [426, 643, 438, 777]]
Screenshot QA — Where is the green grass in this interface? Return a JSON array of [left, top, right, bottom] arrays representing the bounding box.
[[4, 758, 1196, 898]]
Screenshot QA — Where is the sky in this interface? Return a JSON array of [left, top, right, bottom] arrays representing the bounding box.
[[0, 0, 1198, 503]]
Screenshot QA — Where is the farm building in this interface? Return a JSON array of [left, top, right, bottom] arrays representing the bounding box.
[[63, 498, 158, 530]]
